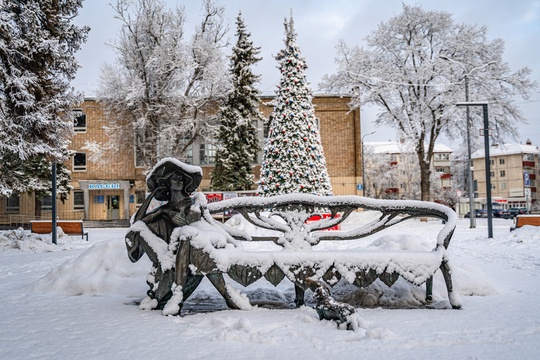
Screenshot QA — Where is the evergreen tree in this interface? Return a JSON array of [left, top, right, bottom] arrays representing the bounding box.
[[211, 12, 263, 191], [0, 0, 88, 199], [258, 16, 332, 196]]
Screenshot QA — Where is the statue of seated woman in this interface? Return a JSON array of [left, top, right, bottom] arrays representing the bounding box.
[[125, 158, 204, 310]]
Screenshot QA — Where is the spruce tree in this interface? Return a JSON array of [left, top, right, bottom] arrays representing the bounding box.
[[0, 0, 88, 199], [211, 12, 263, 191], [258, 16, 332, 196]]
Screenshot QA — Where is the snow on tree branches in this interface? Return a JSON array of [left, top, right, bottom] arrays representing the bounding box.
[[96, 0, 229, 170], [258, 16, 332, 197], [211, 12, 263, 191], [321, 4, 536, 201], [0, 0, 89, 196]]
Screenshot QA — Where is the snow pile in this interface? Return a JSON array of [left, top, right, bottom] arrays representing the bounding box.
[[30, 238, 151, 296], [496, 225, 540, 248], [0, 227, 88, 252]]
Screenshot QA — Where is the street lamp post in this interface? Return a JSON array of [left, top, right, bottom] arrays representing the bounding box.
[[441, 56, 496, 228], [463, 75, 476, 229], [361, 131, 376, 197], [456, 102, 493, 238], [51, 161, 57, 245]]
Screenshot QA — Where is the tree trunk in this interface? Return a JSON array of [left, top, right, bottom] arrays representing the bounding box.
[[419, 160, 431, 202], [34, 194, 42, 219]]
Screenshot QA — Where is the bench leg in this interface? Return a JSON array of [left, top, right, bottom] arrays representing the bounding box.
[[425, 276, 433, 303], [294, 284, 305, 307], [206, 273, 241, 310], [440, 261, 462, 309]]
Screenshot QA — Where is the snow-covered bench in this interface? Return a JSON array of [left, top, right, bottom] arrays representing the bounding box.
[[157, 193, 461, 315]]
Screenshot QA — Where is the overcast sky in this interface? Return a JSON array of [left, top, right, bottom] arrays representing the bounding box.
[[72, 0, 540, 146]]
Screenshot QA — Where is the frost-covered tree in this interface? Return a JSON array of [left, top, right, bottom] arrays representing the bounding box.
[[321, 4, 536, 201], [0, 0, 88, 200], [210, 12, 263, 191], [95, 0, 229, 170], [259, 16, 332, 196], [363, 145, 399, 199]]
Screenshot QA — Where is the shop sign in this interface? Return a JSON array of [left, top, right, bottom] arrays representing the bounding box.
[[88, 183, 120, 190]]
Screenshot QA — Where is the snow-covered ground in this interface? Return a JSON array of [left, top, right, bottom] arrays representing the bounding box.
[[1, 213, 539, 359]]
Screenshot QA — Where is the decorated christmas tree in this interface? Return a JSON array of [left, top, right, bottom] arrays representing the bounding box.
[[211, 12, 263, 191], [258, 16, 332, 196]]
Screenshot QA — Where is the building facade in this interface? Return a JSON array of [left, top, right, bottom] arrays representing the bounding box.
[[471, 139, 539, 211], [0, 95, 362, 224]]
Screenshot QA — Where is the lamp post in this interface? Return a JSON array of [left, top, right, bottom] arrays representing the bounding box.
[[441, 56, 496, 228], [456, 102, 493, 238], [51, 161, 57, 245], [361, 131, 376, 197]]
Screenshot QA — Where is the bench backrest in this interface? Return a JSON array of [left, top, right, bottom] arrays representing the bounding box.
[[516, 215, 540, 228], [205, 194, 457, 250], [30, 221, 84, 235]]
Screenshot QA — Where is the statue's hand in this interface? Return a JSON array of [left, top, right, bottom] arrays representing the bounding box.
[[171, 211, 187, 226], [125, 230, 145, 262]]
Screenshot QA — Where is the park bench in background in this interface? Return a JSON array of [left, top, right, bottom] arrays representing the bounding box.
[[511, 214, 540, 231], [30, 220, 88, 241]]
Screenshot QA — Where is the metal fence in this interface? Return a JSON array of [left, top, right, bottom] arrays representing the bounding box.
[[0, 211, 85, 229]]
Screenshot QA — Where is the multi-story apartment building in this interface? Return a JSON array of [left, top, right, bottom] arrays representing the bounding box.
[[364, 141, 453, 201], [0, 95, 361, 223], [471, 139, 539, 211]]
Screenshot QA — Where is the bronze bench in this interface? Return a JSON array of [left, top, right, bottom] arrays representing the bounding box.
[[129, 193, 461, 315]]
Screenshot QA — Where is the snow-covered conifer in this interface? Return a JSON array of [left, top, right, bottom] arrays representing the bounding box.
[[211, 12, 263, 191], [258, 16, 332, 196], [0, 0, 88, 198]]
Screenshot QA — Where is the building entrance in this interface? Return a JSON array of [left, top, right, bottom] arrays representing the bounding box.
[[107, 195, 120, 220]]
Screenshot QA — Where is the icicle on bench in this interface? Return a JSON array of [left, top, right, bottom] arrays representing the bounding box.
[[167, 194, 461, 314]]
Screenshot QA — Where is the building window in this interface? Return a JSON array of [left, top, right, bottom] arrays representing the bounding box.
[[73, 191, 84, 210], [73, 152, 87, 171], [524, 154, 534, 161], [73, 110, 87, 132], [6, 194, 20, 212], [434, 153, 450, 161], [499, 158, 505, 165], [490, 171, 495, 177], [199, 144, 216, 165], [500, 182, 507, 190], [41, 196, 52, 210], [500, 170, 506, 177], [490, 159, 495, 166], [491, 183, 496, 190]]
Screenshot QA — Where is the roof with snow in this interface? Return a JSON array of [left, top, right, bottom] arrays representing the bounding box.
[[365, 141, 453, 154], [471, 143, 540, 159]]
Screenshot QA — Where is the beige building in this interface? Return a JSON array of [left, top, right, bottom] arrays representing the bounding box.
[[471, 139, 539, 211], [0, 95, 362, 224]]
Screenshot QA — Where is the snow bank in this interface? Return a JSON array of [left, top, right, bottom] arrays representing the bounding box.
[[0, 227, 89, 252], [29, 238, 151, 296]]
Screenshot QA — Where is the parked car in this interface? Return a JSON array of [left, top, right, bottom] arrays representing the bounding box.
[[502, 208, 522, 219], [464, 209, 488, 218], [491, 208, 504, 218]]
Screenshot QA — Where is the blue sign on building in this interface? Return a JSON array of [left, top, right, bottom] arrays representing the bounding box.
[[524, 171, 530, 187]]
